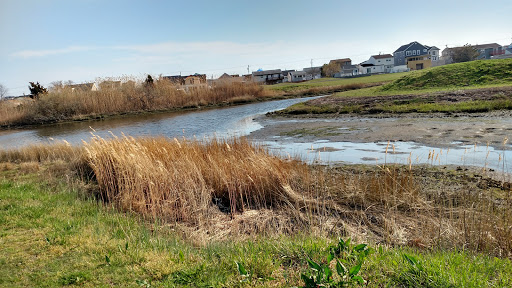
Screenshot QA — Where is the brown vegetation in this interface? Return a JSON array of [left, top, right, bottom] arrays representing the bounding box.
[[0, 136, 511, 256], [0, 79, 273, 127]]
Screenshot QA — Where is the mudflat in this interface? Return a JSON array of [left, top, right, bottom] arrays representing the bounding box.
[[250, 109, 512, 150]]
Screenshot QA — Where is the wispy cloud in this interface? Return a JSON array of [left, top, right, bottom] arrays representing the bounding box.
[[10, 46, 99, 58], [10, 41, 285, 59]]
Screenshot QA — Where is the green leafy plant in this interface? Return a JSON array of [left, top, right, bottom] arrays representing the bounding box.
[[301, 238, 371, 287]]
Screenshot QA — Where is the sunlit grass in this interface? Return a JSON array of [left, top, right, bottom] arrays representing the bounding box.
[[1, 172, 511, 287]]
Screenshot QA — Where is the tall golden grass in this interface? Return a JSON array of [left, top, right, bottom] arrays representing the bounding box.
[[0, 136, 511, 256], [0, 79, 273, 127]]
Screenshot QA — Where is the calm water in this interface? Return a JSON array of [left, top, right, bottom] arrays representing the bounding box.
[[0, 97, 510, 171], [0, 97, 320, 149]]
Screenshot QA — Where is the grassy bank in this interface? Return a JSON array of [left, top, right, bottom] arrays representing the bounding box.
[[0, 80, 277, 128], [276, 59, 512, 116], [275, 87, 512, 115], [380, 59, 512, 91], [2, 159, 512, 287], [267, 73, 406, 96]]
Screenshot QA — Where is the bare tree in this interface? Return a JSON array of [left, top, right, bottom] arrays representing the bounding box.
[[321, 62, 341, 78], [49, 80, 63, 92], [0, 83, 8, 99]]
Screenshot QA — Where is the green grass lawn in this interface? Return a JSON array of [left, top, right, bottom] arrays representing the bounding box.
[[2, 168, 512, 287]]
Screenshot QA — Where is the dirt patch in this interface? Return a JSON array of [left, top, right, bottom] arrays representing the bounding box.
[[307, 86, 512, 108]]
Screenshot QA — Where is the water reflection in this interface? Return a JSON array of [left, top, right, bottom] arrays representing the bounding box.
[[0, 97, 319, 149], [262, 139, 512, 172]]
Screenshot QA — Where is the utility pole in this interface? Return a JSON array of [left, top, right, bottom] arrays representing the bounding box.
[[247, 65, 250, 74], [310, 59, 313, 69]]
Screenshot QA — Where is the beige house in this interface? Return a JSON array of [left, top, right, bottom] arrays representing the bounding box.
[[68, 82, 99, 92]]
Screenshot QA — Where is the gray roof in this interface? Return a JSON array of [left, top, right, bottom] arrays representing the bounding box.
[[252, 69, 282, 76], [290, 71, 306, 76], [303, 66, 322, 73], [372, 54, 393, 59]]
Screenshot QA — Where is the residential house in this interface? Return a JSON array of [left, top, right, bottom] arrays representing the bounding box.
[[288, 71, 307, 83], [442, 43, 504, 63], [68, 82, 99, 92], [242, 74, 253, 82], [303, 67, 322, 80], [184, 76, 201, 85], [162, 73, 207, 86], [252, 69, 284, 85], [213, 73, 242, 84], [162, 75, 185, 85], [218, 73, 240, 80], [394, 41, 440, 70], [281, 70, 295, 83], [99, 81, 122, 90], [360, 54, 394, 74], [492, 43, 512, 59]]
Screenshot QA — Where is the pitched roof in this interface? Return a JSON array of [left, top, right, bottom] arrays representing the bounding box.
[[329, 58, 351, 65], [372, 54, 393, 59], [68, 83, 94, 91], [394, 42, 415, 53], [394, 41, 428, 53], [290, 71, 306, 76], [252, 69, 281, 76], [303, 66, 322, 73], [473, 43, 502, 49]]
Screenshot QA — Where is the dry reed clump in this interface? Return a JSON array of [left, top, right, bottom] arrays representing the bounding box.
[[322, 165, 512, 257], [82, 135, 307, 228], [0, 141, 82, 163], [0, 79, 271, 127]]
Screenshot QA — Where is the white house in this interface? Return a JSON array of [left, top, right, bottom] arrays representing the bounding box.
[[288, 71, 307, 82], [359, 54, 394, 74], [252, 69, 284, 84]]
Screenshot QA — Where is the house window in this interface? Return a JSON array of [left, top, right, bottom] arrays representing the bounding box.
[[417, 50, 420, 55], [412, 50, 416, 55], [406, 51, 411, 56], [424, 49, 427, 52]]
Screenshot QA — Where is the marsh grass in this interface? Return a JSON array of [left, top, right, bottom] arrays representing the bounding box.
[[0, 79, 273, 127], [0, 135, 511, 258]]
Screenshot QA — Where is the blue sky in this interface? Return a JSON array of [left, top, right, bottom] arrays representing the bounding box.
[[1, 0, 511, 96]]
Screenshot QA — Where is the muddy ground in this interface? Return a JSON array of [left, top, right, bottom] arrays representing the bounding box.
[[250, 87, 512, 150]]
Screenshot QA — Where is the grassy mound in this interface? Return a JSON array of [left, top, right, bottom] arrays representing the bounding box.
[[381, 59, 512, 91]]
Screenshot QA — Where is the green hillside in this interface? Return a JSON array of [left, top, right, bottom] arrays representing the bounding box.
[[381, 59, 512, 91]]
